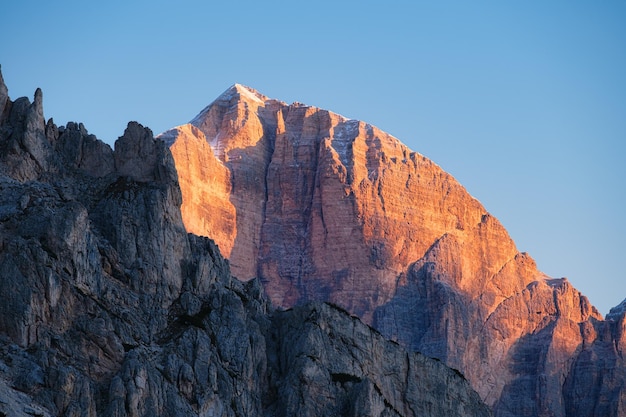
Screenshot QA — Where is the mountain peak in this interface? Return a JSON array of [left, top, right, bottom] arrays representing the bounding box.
[[218, 83, 269, 105], [188, 83, 273, 129]]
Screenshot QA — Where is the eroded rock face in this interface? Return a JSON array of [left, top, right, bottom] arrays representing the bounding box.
[[0, 70, 490, 417], [269, 303, 490, 417], [164, 84, 626, 416]]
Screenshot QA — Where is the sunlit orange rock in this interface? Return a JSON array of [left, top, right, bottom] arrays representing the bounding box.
[[163, 85, 528, 319], [161, 124, 236, 258], [161, 84, 622, 416]]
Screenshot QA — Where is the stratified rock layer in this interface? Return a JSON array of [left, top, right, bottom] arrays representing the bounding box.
[[0, 69, 490, 416], [164, 84, 626, 417]]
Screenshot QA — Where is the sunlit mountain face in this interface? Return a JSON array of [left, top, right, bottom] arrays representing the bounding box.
[[161, 83, 626, 417]]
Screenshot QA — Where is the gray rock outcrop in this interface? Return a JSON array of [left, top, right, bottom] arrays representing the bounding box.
[[0, 69, 491, 416]]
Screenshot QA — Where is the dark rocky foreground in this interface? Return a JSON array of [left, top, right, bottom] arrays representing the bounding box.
[[0, 68, 490, 416]]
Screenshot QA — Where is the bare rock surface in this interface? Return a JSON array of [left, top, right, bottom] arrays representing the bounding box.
[[0, 70, 490, 416], [164, 84, 626, 416], [270, 302, 489, 417]]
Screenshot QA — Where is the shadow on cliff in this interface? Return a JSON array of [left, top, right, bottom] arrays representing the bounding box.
[[371, 258, 472, 368], [495, 314, 626, 417], [494, 320, 559, 417], [561, 316, 626, 417]]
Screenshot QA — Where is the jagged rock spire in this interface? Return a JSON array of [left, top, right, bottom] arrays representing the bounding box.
[[0, 64, 9, 124]]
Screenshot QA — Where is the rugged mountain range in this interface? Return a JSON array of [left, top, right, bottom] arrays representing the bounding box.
[[160, 84, 626, 417], [0, 68, 490, 416]]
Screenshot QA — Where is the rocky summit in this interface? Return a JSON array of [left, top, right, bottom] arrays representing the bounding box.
[[0, 67, 491, 416], [161, 83, 626, 416]]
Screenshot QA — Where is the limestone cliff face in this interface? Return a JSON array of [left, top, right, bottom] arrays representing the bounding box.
[[166, 85, 521, 320], [0, 69, 490, 417], [164, 84, 625, 417]]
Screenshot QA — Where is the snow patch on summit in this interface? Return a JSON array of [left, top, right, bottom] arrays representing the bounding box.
[[234, 84, 266, 104], [212, 83, 266, 105]]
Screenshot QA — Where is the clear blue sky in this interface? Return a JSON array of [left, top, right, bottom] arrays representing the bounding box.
[[2, 1, 625, 314]]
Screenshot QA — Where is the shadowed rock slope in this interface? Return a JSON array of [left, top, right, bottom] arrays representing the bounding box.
[[162, 84, 626, 417], [0, 68, 491, 416]]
